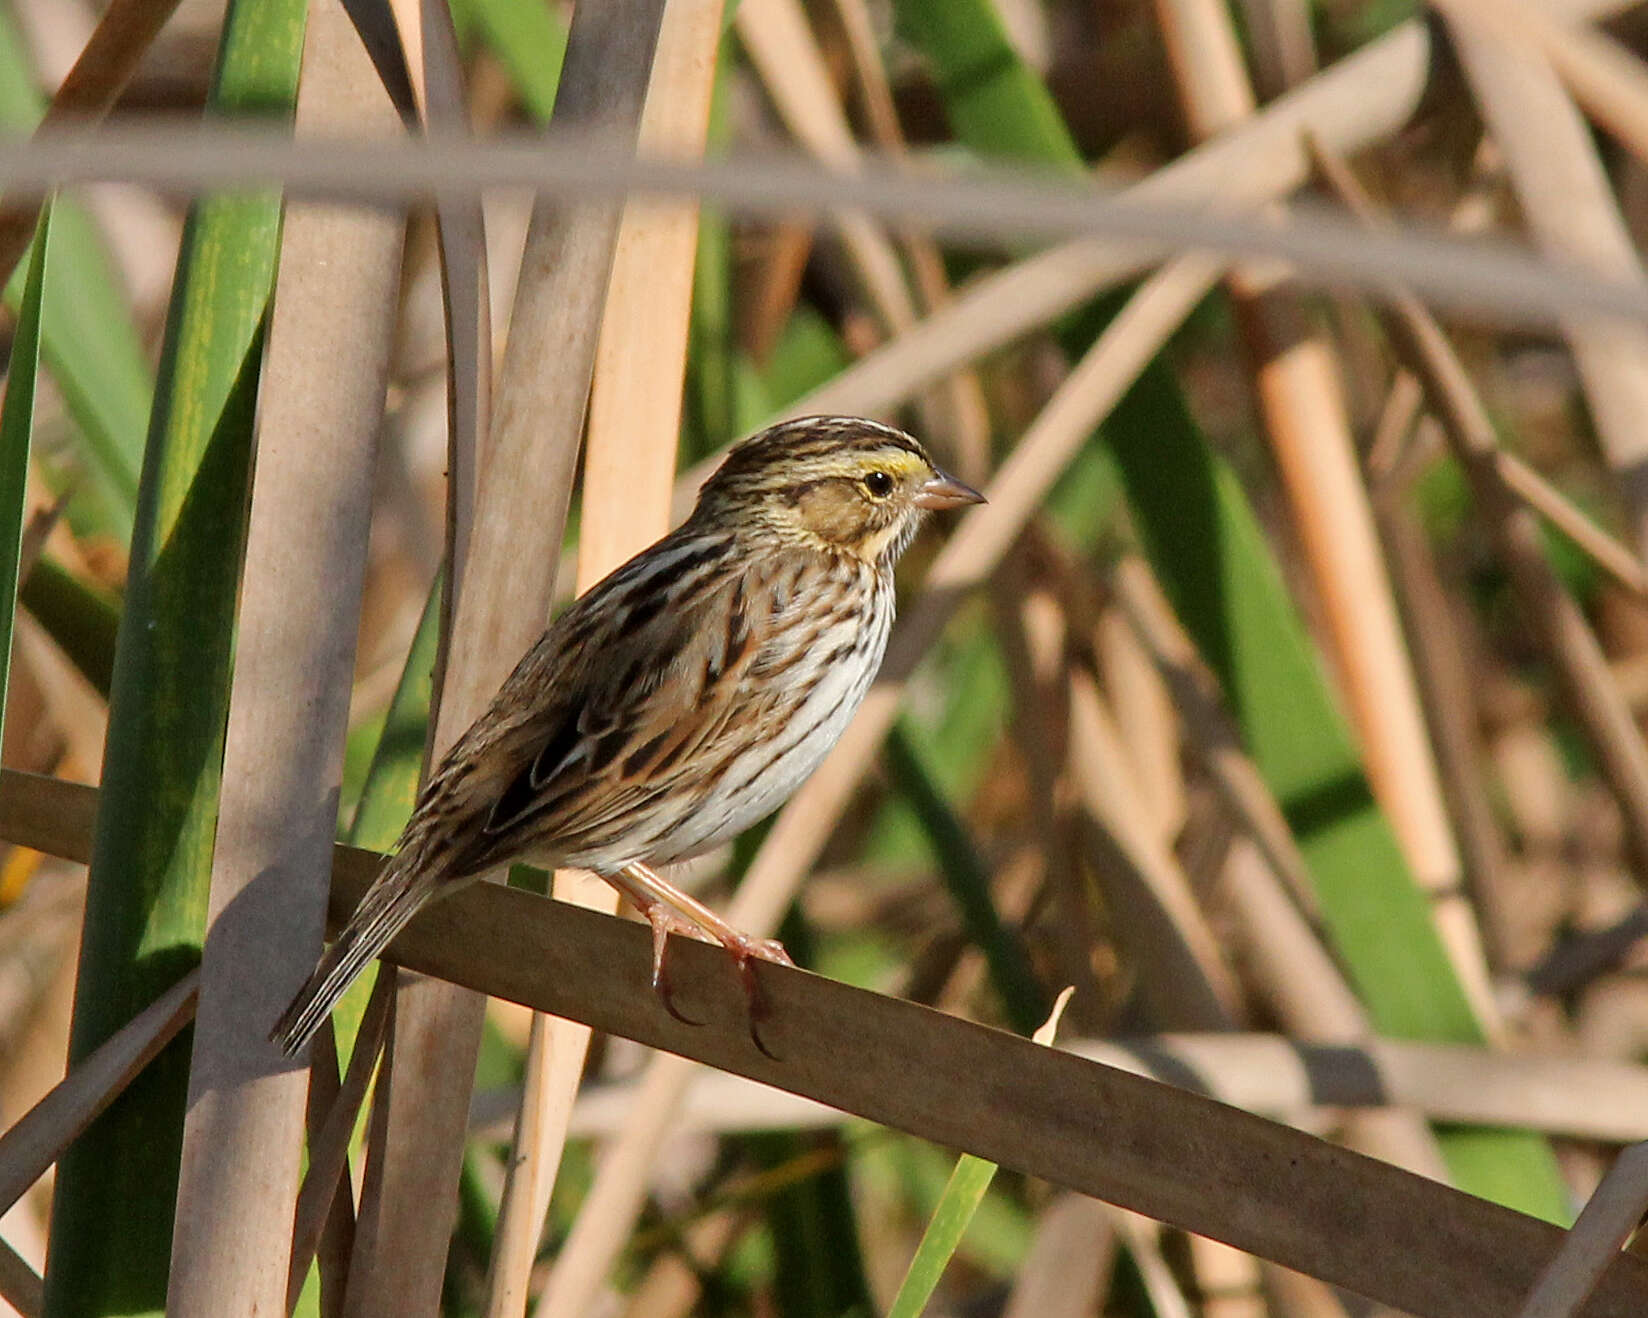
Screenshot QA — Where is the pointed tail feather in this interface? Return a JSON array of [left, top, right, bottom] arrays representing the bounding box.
[[269, 850, 444, 1056]]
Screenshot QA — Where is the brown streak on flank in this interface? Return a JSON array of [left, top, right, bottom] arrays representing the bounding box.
[[621, 731, 672, 779]]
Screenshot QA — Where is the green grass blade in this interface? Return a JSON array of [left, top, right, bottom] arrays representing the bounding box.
[[42, 0, 308, 1312], [885, 992, 1070, 1318], [350, 581, 440, 850], [0, 205, 52, 750], [0, 7, 151, 542], [886, 1153, 999, 1318], [893, 0, 1081, 168], [451, 0, 567, 122], [17, 556, 120, 698]]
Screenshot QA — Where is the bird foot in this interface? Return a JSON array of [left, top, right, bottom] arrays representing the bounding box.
[[641, 904, 716, 1027], [716, 931, 793, 1059], [609, 863, 794, 1058]]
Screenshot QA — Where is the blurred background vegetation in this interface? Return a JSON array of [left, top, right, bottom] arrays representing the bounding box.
[[4, 0, 1648, 1315]]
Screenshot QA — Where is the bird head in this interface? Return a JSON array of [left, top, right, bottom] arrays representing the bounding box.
[[694, 416, 985, 567]]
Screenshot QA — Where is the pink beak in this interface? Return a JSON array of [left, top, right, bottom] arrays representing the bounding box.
[[913, 470, 987, 510]]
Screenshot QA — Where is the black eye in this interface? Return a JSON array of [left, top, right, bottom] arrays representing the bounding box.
[[863, 471, 895, 498]]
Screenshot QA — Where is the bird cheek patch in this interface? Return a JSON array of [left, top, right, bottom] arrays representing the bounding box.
[[793, 480, 877, 546]]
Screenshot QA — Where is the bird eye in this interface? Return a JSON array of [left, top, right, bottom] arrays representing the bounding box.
[[863, 471, 895, 498]]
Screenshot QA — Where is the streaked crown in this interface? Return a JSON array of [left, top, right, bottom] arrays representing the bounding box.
[[692, 417, 983, 566]]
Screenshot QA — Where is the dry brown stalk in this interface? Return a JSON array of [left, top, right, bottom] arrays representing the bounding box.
[[345, 4, 667, 1312], [0, 965, 196, 1216], [0, 1236, 41, 1318], [830, 0, 995, 483], [1151, 0, 1496, 1035], [1313, 142, 1648, 893], [991, 570, 1102, 1026], [1109, 558, 1322, 926], [796, 0, 1637, 424], [1438, 0, 1648, 568], [485, 0, 726, 1310], [1067, 670, 1244, 1025], [421, 0, 492, 634], [164, 4, 407, 1309], [1000, 1194, 1116, 1318], [1094, 603, 1186, 844], [0, 0, 183, 294], [288, 974, 394, 1310], [734, 0, 919, 337], [1514, 1143, 1648, 1318], [298, 1023, 355, 1318], [1370, 502, 1520, 972]]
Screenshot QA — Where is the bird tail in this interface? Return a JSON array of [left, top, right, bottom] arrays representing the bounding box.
[[269, 843, 446, 1057]]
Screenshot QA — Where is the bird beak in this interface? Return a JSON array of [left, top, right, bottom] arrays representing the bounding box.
[[913, 469, 987, 510]]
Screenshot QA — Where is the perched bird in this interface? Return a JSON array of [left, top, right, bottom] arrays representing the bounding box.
[[271, 415, 984, 1056]]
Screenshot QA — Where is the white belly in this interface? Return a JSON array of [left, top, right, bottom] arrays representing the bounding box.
[[647, 595, 890, 864]]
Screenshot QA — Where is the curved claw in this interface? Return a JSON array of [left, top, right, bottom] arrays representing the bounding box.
[[738, 959, 780, 1060], [647, 908, 706, 1028], [724, 935, 794, 1061]]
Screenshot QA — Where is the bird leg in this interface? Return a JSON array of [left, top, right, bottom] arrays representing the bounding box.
[[608, 861, 794, 1055], [602, 869, 713, 1026]]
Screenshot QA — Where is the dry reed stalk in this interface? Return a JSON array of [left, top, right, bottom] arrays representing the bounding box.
[[740, 221, 815, 363], [1219, 840, 1450, 1178], [385, 0, 424, 111], [1108, 558, 1320, 924], [991, 572, 1103, 1025], [1230, 0, 1315, 99], [1426, 0, 1648, 210], [735, 0, 991, 475], [1094, 603, 1186, 845], [344, 5, 667, 1312], [830, 0, 995, 482], [1066, 670, 1244, 1024], [299, 1024, 353, 1318], [618, 1210, 743, 1318], [1314, 145, 1648, 898], [734, 0, 919, 334], [1491, 452, 1648, 599], [1152, 0, 1496, 1035], [1365, 370, 1424, 484], [0, 0, 182, 293], [0, 1238, 39, 1318], [1515, 1143, 1648, 1318], [8, 118, 1648, 327], [1114, 1212, 1195, 1318], [288, 973, 394, 1309], [1000, 1194, 1116, 1318], [1061, 1030, 1648, 1146], [1112, 556, 1444, 1173], [484, 0, 725, 1311], [1440, 4, 1648, 567], [419, 0, 491, 631], [1371, 485, 1520, 970], [0, 967, 196, 1215], [1192, 1235, 1268, 1318], [163, 4, 406, 1310], [535, 258, 1224, 1315], [10, 770, 1648, 1315], [271, 15, 488, 1301]]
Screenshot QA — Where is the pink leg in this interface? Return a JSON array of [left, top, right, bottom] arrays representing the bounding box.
[[606, 862, 794, 1056], [604, 869, 716, 1026]]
